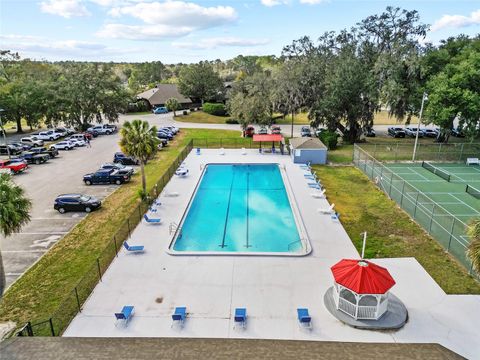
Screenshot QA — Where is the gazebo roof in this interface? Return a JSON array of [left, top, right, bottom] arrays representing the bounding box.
[[331, 259, 396, 295]]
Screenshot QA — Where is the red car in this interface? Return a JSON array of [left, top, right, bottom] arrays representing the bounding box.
[[0, 159, 27, 174], [83, 132, 93, 140], [244, 125, 255, 137]]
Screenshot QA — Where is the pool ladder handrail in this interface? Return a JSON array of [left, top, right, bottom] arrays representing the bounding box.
[[287, 238, 309, 253], [169, 221, 182, 237]]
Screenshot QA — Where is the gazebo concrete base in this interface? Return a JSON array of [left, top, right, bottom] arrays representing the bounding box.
[[324, 287, 408, 330]]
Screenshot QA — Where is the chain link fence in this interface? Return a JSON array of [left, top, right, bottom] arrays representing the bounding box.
[[17, 140, 194, 337], [353, 143, 478, 277]]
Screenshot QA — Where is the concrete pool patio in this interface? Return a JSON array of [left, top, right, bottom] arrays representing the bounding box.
[[64, 149, 480, 359]]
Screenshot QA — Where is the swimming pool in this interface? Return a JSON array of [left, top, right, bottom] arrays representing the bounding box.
[[170, 164, 308, 255]]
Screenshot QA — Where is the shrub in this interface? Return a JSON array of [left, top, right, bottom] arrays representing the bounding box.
[[319, 130, 339, 150], [225, 119, 239, 124], [203, 103, 227, 116]]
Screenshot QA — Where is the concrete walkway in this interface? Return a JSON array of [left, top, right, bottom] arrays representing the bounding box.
[[64, 149, 480, 359]]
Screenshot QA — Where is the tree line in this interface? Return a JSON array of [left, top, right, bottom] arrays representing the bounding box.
[[0, 6, 478, 141]]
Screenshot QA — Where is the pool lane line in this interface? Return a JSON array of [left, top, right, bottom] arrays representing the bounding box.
[[220, 166, 236, 249], [245, 167, 251, 249]]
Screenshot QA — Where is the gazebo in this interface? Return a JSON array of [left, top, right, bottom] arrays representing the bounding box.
[[330, 259, 396, 321], [252, 134, 285, 154]]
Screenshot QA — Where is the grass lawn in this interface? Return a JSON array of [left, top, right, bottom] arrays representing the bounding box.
[[0, 128, 242, 333], [174, 111, 232, 124], [313, 165, 480, 294]]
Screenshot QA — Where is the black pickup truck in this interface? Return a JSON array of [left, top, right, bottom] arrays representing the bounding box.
[[20, 151, 50, 165], [83, 169, 131, 185], [29, 146, 59, 159]]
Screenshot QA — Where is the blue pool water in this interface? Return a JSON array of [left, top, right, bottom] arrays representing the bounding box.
[[172, 164, 302, 253]]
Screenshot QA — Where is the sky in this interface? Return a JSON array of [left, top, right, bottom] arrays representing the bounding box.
[[1, 0, 479, 63]]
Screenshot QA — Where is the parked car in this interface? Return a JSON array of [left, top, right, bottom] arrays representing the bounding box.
[[9, 141, 32, 151], [387, 127, 406, 138], [104, 124, 117, 133], [451, 128, 465, 137], [113, 152, 139, 165], [37, 130, 62, 141], [0, 144, 22, 155], [270, 125, 281, 135], [50, 141, 75, 150], [83, 169, 131, 185], [0, 159, 27, 174], [85, 128, 99, 137], [423, 128, 438, 138], [153, 106, 168, 114], [363, 128, 376, 137], [258, 126, 268, 135], [21, 136, 44, 147], [87, 125, 114, 136], [54, 194, 101, 213], [157, 131, 173, 141], [20, 151, 50, 165], [244, 125, 255, 137], [300, 126, 312, 137], [83, 132, 93, 140], [69, 133, 88, 142], [66, 137, 86, 147], [163, 126, 179, 134], [54, 127, 75, 136], [159, 127, 175, 137], [405, 127, 423, 138], [100, 163, 134, 176], [29, 146, 59, 158]]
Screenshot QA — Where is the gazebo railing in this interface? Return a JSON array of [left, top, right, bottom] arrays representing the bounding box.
[[357, 305, 377, 319], [333, 285, 386, 320], [338, 297, 357, 318]]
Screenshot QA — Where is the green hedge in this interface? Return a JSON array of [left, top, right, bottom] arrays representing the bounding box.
[[203, 103, 227, 116], [319, 130, 339, 150], [225, 119, 239, 124]]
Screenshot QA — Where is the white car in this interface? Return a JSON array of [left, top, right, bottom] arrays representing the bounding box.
[[66, 137, 86, 147], [51, 140, 75, 150], [37, 130, 62, 141], [21, 136, 44, 147]]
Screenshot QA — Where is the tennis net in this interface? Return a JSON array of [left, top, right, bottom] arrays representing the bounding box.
[[421, 161, 451, 182], [466, 184, 480, 199]]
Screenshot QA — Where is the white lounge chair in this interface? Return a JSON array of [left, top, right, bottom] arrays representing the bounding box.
[[318, 203, 335, 214], [219, 148, 225, 155], [165, 192, 179, 197], [311, 189, 326, 198], [466, 158, 480, 166], [241, 148, 247, 155]]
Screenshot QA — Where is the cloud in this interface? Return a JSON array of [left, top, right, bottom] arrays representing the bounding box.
[[1, 34, 139, 59], [96, 23, 195, 40], [299, 0, 326, 4], [431, 9, 480, 31], [172, 37, 270, 50], [261, 0, 289, 6], [98, 1, 237, 40], [40, 0, 91, 18]]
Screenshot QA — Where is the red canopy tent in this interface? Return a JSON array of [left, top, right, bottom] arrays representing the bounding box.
[[252, 134, 284, 154], [331, 259, 395, 294], [252, 134, 284, 142]]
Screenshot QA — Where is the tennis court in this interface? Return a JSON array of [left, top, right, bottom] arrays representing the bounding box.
[[354, 144, 480, 273]]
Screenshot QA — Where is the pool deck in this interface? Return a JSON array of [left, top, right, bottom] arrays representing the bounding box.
[[64, 149, 480, 359]]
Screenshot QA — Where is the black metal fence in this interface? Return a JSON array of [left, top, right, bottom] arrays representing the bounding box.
[[16, 140, 194, 337]]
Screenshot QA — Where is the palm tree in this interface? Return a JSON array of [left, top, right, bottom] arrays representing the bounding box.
[[165, 98, 180, 117], [119, 120, 159, 197], [466, 218, 480, 274], [0, 173, 31, 296]]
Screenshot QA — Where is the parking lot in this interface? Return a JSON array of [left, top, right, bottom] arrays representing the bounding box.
[[0, 132, 123, 288]]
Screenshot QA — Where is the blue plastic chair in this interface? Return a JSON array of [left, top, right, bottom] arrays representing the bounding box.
[[171, 307, 187, 327], [297, 308, 312, 329], [143, 214, 161, 224], [196, 148, 201, 155], [123, 242, 144, 253], [234, 308, 247, 329], [308, 182, 321, 189], [115, 305, 134, 326]]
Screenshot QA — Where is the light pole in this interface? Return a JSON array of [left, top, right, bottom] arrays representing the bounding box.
[[0, 108, 10, 159], [412, 93, 428, 162]]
